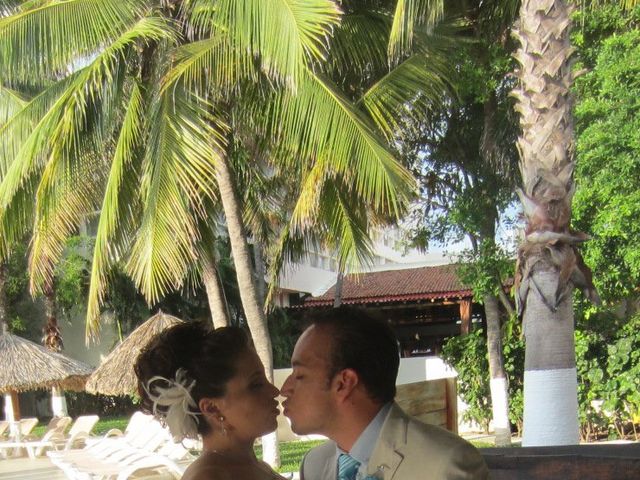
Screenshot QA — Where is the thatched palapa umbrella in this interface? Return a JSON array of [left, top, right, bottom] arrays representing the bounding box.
[[85, 311, 184, 397], [0, 329, 93, 430], [0, 331, 93, 394]]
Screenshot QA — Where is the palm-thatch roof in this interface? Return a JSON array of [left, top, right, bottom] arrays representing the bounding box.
[[0, 332, 93, 393], [85, 311, 184, 397]]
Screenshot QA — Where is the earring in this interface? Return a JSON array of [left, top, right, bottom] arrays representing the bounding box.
[[219, 416, 227, 436]]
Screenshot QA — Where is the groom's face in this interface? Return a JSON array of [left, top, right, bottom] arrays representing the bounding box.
[[281, 325, 337, 435]]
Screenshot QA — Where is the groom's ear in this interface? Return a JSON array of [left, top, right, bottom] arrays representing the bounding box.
[[333, 368, 359, 402]]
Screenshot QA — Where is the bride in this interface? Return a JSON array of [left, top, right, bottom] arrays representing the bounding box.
[[135, 321, 286, 480]]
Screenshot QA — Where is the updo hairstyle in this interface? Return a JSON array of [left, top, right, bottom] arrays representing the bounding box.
[[134, 321, 251, 436]]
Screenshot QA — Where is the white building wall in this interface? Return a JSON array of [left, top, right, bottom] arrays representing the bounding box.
[[273, 356, 470, 442]]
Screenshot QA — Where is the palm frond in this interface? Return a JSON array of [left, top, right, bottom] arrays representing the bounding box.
[[29, 148, 105, 295], [85, 81, 144, 339], [0, 17, 173, 265], [189, 0, 341, 85], [162, 37, 257, 97], [325, 11, 389, 79], [360, 51, 452, 138], [125, 85, 222, 305], [0, 0, 148, 85], [0, 83, 26, 124], [388, 0, 444, 64], [269, 68, 415, 217]]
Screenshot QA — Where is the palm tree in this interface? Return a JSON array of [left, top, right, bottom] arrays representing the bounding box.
[[330, 0, 526, 446], [0, 0, 414, 463], [511, 0, 600, 445]]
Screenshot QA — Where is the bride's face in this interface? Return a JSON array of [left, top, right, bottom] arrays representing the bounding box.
[[216, 348, 280, 442]]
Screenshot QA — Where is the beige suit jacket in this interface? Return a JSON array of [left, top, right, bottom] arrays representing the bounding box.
[[300, 403, 488, 480]]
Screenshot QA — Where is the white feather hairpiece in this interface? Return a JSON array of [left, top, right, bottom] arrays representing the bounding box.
[[144, 368, 200, 442]]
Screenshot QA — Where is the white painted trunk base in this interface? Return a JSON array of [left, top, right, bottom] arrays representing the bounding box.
[[3, 393, 18, 437], [51, 387, 68, 417], [261, 431, 279, 467], [490, 377, 511, 445], [522, 368, 579, 446]]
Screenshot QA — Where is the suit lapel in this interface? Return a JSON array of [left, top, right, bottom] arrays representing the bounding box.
[[367, 403, 409, 480]]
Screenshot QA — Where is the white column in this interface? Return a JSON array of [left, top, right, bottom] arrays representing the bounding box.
[[4, 393, 19, 438], [51, 387, 68, 417]]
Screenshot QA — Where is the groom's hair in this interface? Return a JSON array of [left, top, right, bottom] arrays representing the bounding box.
[[306, 306, 399, 404]]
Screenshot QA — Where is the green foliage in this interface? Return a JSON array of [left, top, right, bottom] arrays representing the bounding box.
[[574, 13, 640, 301], [575, 312, 640, 440], [442, 326, 524, 434], [268, 307, 301, 369], [54, 236, 91, 319], [254, 439, 324, 472], [442, 329, 491, 432], [456, 239, 514, 301], [568, 0, 640, 442]]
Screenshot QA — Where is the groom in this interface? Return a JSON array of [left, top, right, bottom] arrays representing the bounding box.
[[281, 307, 488, 480]]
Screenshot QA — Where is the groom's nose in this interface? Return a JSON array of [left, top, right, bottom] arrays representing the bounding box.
[[280, 374, 293, 396]]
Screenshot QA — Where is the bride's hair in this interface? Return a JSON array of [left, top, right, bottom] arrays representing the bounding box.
[[134, 321, 250, 439]]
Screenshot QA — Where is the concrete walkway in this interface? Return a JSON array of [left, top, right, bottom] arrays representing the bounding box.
[[0, 455, 188, 479]]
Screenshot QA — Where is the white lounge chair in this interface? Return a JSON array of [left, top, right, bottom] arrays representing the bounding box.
[[0, 420, 9, 439], [48, 415, 191, 479], [0, 416, 71, 459], [20, 414, 99, 458]]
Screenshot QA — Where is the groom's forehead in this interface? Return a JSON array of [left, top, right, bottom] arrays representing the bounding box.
[[293, 326, 333, 365]]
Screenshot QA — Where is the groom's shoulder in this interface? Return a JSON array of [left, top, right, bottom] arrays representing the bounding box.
[[301, 440, 335, 480], [304, 439, 335, 463]]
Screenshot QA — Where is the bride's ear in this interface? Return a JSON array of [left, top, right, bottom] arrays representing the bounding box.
[[199, 397, 221, 418]]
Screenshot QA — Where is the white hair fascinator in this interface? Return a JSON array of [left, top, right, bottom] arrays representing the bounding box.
[[145, 368, 200, 442]]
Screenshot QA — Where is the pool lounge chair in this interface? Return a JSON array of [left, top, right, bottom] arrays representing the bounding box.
[[48, 416, 191, 479], [20, 414, 99, 458], [0, 416, 72, 459]]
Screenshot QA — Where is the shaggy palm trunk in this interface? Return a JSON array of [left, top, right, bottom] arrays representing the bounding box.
[[42, 286, 68, 417], [214, 152, 279, 466], [253, 242, 267, 305], [484, 294, 511, 446], [202, 256, 229, 328], [512, 0, 586, 446], [0, 263, 19, 432], [0, 262, 7, 334], [333, 269, 344, 308]]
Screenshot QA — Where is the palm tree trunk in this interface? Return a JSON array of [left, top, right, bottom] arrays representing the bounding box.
[[43, 286, 63, 352], [0, 263, 20, 431], [0, 262, 8, 335], [42, 285, 68, 417], [484, 294, 511, 446], [253, 242, 267, 305], [214, 151, 279, 466], [333, 269, 344, 308], [513, 0, 585, 446], [201, 255, 229, 328]]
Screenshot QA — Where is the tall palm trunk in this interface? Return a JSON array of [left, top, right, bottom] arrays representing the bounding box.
[[214, 151, 279, 466], [43, 286, 63, 352], [512, 0, 596, 446], [333, 269, 344, 308], [253, 242, 267, 305], [201, 255, 229, 328], [0, 262, 7, 335], [484, 294, 511, 446], [42, 285, 68, 417]]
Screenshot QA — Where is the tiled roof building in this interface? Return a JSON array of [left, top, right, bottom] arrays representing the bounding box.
[[294, 264, 489, 357]]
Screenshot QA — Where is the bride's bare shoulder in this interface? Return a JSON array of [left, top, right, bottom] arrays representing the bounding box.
[[180, 454, 233, 480]]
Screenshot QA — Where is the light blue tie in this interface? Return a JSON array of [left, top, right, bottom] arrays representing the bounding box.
[[338, 453, 361, 480]]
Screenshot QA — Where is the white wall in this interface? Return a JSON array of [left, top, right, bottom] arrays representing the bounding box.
[[273, 356, 462, 442], [59, 309, 119, 367]]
